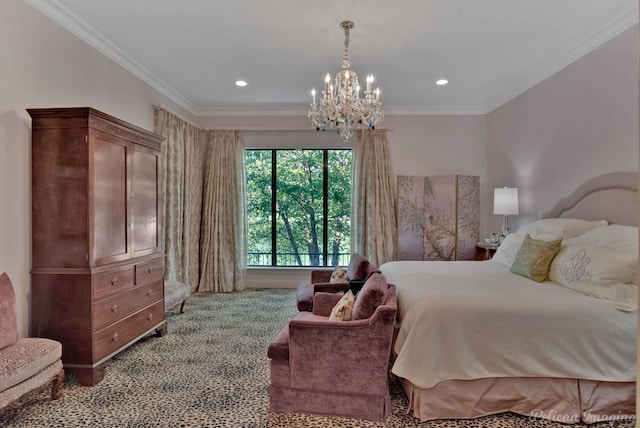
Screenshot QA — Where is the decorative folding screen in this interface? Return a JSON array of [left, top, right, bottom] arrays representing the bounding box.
[[397, 175, 479, 261]]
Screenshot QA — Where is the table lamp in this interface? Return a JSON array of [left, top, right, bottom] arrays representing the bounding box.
[[494, 187, 519, 238]]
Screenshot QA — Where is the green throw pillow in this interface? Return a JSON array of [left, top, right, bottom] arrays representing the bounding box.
[[510, 233, 562, 282]]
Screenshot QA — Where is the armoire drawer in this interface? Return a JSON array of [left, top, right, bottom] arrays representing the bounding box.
[[93, 267, 135, 300], [135, 257, 164, 285], [94, 300, 164, 362], [93, 280, 163, 330]]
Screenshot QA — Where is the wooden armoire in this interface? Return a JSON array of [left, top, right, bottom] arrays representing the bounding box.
[[28, 107, 166, 386]]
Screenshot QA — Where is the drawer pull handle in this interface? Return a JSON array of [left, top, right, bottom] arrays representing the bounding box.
[[147, 267, 153, 274], [111, 277, 119, 285], [147, 289, 154, 296], [112, 332, 120, 342], [111, 304, 119, 312], [147, 313, 154, 321]]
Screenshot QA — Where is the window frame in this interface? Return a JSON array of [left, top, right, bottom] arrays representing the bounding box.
[[246, 148, 351, 267]]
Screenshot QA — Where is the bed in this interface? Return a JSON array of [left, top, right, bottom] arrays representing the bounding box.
[[380, 172, 638, 424]]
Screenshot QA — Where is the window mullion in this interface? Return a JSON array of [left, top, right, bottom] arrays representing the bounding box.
[[322, 150, 329, 267], [271, 149, 277, 266]]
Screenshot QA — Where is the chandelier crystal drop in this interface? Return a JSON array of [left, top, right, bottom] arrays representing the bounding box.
[[308, 21, 384, 141]]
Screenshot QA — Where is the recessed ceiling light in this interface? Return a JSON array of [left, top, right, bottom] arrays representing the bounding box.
[[436, 78, 449, 86], [235, 80, 247, 87]]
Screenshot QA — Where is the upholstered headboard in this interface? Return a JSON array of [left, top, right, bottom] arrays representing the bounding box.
[[541, 172, 638, 226]]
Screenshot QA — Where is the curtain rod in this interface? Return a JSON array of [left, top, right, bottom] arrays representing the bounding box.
[[205, 127, 395, 132]]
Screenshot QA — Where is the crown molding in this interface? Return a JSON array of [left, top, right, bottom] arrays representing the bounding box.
[[191, 103, 487, 117], [485, 3, 639, 113], [24, 0, 199, 114]]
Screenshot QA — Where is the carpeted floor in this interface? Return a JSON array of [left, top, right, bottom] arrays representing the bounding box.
[[0, 290, 634, 427]]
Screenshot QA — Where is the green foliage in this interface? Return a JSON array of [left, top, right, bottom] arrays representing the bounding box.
[[246, 149, 352, 266]]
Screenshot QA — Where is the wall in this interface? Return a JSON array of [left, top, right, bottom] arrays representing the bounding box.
[[200, 114, 489, 230], [0, 0, 192, 336], [486, 25, 639, 234], [199, 115, 488, 288], [2, 0, 637, 335]]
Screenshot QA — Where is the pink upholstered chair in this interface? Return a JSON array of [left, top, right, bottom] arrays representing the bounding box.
[[295, 253, 380, 311], [269, 273, 397, 421], [0, 273, 63, 411]]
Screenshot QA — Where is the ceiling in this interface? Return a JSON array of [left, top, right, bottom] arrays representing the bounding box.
[[26, 0, 639, 116]]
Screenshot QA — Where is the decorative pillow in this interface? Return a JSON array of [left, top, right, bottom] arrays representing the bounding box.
[[346, 253, 370, 281], [329, 265, 349, 283], [351, 272, 388, 320], [491, 228, 561, 269], [548, 225, 638, 311], [521, 218, 608, 239], [0, 273, 20, 349], [510, 234, 562, 282], [329, 290, 355, 321]]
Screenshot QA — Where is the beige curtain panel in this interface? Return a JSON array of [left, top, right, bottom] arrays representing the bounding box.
[[154, 109, 204, 292], [199, 130, 247, 293], [351, 129, 398, 266]]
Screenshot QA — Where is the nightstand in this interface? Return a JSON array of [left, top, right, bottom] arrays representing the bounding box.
[[475, 242, 500, 261]]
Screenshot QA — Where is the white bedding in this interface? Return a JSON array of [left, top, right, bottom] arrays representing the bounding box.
[[380, 260, 636, 389]]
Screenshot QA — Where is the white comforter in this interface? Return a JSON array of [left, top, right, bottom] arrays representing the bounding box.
[[380, 261, 636, 389]]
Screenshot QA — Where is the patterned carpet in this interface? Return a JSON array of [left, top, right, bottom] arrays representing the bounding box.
[[0, 289, 634, 427]]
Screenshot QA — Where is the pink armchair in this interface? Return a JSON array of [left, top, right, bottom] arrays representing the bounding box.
[[295, 253, 380, 311], [269, 273, 397, 421], [0, 273, 63, 411]]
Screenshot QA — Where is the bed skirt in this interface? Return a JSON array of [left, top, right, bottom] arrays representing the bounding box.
[[399, 376, 635, 424]]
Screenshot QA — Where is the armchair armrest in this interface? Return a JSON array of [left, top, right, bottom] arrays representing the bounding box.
[[312, 292, 343, 316]]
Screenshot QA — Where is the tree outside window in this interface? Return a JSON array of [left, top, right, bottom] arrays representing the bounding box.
[[246, 149, 351, 267]]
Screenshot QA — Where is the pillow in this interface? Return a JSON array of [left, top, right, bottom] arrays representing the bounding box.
[[329, 265, 349, 283], [491, 229, 561, 269], [510, 234, 562, 282], [329, 290, 355, 321], [351, 272, 388, 320], [491, 219, 600, 269], [548, 225, 638, 311], [490, 233, 523, 268], [520, 218, 608, 239], [346, 253, 370, 281], [0, 272, 20, 349]]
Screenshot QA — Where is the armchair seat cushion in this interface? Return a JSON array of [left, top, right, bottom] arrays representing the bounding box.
[[0, 338, 62, 393]]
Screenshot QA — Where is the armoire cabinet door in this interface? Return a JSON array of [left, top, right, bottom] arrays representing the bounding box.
[[91, 131, 130, 266], [131, 145, 161, 257]]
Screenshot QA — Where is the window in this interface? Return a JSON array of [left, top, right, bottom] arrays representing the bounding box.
[[246, 149, 352, 267]]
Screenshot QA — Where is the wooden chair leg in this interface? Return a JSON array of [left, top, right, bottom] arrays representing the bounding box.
[[51, 369, 64, 400], [179, 299, 186, 314]]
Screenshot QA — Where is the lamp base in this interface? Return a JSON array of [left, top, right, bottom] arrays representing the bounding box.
[[501, 215, 510, 238]]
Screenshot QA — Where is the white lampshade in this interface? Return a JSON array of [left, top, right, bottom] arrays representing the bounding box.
[[494, 187, 519, 215]]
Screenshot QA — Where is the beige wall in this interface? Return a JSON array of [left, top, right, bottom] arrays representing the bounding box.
[[1, 0, 637, 337], [201, 114, 490, 233], [0, 0, 191, 336], [486, 25, 639, 234]]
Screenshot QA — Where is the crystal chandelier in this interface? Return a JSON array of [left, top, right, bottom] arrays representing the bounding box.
[[308, 21, 384, 141]]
